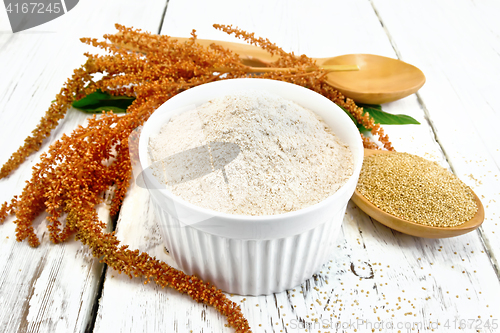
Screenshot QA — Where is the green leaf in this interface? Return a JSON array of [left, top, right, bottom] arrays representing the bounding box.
[[339, 103, 420, 134], [358, 103, 420, 125], [72, 89, 136, 113]]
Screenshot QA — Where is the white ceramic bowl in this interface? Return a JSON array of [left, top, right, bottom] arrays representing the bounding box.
[[139, 78, 363, 295]]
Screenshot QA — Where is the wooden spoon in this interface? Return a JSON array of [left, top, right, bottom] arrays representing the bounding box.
[[350, 149, 485, 238], [171, 38, 426, 104]]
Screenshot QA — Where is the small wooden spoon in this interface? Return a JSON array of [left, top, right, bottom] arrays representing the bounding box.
[[350, 149, 485, 238], [170, 38, 425, 104]]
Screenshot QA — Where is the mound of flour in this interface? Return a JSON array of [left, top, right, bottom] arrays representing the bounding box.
[[148, 90, 353, 216]]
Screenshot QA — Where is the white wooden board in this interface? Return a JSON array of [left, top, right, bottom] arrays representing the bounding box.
[[371, 0, 500, 275], [0, 0, 168, 331], [91, 0, 500, 332], [2, 0, 499, 331]]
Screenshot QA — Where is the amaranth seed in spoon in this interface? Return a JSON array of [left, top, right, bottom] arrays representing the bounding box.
[[357, 152, 477, 227]]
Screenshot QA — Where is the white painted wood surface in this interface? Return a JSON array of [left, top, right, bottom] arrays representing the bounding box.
[[0, 1, 168, 332], [370, 0, 500, 273], [1, 0, 500, 332]]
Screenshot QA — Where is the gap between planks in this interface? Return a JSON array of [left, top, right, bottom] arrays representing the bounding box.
[[157, 0, 171, 35]]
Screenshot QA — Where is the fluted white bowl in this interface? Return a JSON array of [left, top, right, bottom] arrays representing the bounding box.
[[139, 78, 363, 295]]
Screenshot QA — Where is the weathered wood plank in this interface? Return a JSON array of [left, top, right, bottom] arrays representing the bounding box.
[[371, 0, 500, 275], [0, 0, 168, 332], [0, 204, 110, 333], [90, 0, 500, 332]]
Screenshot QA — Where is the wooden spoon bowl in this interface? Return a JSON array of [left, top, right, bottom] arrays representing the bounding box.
[[350, 149, 485, 238], [317, 54, 426, 104], [166, 38, 426, 104]]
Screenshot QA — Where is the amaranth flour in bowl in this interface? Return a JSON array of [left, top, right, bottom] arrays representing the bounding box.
[[148, 90, 353, 216]]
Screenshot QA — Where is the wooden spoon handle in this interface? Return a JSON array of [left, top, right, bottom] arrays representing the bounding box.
[[171, 37, 280, 64], [171, 38, 358, 70], [214, 65, 359, 73], [118, 36, 358, 71]]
